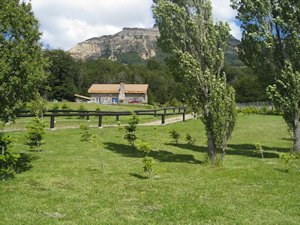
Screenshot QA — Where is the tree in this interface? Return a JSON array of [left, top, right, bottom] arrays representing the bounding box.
[[0, 0, 48, 122], [231, 0, 300, 86], [231, 0, 300, 152], [267, 64, 300, 152], [44, 49, 81, 101], [25, 117, 46, 150], [153, 0, 237, 162]]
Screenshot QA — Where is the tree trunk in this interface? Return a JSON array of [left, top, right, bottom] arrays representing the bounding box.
[[207, 131, 217, 163], [294, 113, 300, 152]]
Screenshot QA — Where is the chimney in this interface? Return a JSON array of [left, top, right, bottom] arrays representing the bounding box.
[[118, 83, 125, 103]]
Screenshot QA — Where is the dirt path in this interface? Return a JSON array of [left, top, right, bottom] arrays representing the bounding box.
[[141, 114, 194, 126]]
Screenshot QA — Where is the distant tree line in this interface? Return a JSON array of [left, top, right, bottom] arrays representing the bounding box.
[[42, 49, 266, 104]]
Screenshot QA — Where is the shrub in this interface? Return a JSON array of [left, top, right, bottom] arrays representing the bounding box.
[[255, 143, 264, 159], [124, 114, 139, 146], [62, 103, 70, 111], [169, 98, 181, 107], [61, 103, 72, 118], [51, 103, 60, 111], [135, 139, 155, 178], [0, 128, 20, 179], [186, 133, 196, 145], [142, 156, 155, 178], [279, 153, 296, 172], [25, 117, 46, 150], [78, 105, 87, 119], [169, 129, 180, 144], [136, 139, 151, 155], [26, 96, 47, 117], [80, 124, 92, 142]]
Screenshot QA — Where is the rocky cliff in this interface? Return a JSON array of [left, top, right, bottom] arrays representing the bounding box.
[[68, 27, 240, 65], [68, 27, 160, 61]]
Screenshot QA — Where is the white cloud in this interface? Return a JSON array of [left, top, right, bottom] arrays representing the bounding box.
[[31, 0, 155, 49], [29, 0, 241, 50], [211, 0, 241, 39]]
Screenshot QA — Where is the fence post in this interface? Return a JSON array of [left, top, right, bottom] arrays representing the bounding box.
[[161, 114, 165, 125], [173, 107, 175, 114], [116, 115, 119, 121], [86, 112, 90, 122], [98, 115, 103, 128], [183, 107, 186, 121], [50, 115, 55, 129], [154, 110, 157, 118]]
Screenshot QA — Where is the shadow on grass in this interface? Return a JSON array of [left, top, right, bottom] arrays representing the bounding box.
[[129, 173, 149, 179], [1, 152, 37, 180], [15, 153, 38, 173], [168, 143, 290, 159], [104, 142, 203, 164]]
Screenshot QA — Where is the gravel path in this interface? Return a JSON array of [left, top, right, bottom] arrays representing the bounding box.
[[141, 114, 194, 126]]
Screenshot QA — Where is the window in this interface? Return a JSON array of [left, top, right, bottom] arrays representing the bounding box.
[[112, 98, 118, 104]]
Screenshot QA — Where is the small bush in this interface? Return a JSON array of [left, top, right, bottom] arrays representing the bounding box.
[[136, 139, 151, 155], [124, 114, 139, 146], [51, 103, 60, 111], [142, 156, 155, 178], [26, 96, 47, 117], [169, 98, 181, 107], [80, 124, 92, 142], [78, 105, 87, 119], [0, 130, 20, 179], [255, 143, 264, 159], [169, 129, 180, 144], [186, 133, 196, 145], [62, 103, 70, 111], [25, 117, 46, 150], [279, 153, 296, 172]]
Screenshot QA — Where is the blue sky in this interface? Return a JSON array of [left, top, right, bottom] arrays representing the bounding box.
[[28, 0, 241, 50]]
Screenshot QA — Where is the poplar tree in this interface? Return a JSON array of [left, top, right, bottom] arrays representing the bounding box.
[[231, 0, 300, 152], [153, 0, 237, 162], [0, 0, 48, 122]]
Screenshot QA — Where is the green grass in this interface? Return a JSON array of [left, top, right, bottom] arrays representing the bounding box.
[[1, 114, 300, 224], [47, 102, 155, 111]]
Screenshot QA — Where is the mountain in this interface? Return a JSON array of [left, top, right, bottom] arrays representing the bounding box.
[[68, 27, 242, 65]]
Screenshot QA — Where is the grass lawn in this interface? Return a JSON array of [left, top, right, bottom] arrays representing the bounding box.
[[1, 114, 300, 224]]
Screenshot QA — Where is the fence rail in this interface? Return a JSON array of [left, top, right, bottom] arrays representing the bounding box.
[[17, 106, 187, 129]]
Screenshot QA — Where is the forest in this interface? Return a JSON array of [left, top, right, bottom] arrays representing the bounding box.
[[43, 49, 266, 105]]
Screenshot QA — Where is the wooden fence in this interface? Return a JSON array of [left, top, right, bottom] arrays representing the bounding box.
[[17, 107, 187, 129]]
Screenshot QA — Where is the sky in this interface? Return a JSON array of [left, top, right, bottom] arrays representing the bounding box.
[[27, 0, 241, 50]]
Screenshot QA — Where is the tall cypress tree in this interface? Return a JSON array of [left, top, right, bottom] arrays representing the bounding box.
[[153, 0, 237, 162], [232, 0, 300, 152]]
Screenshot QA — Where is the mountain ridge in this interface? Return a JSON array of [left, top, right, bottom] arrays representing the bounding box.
[[68, 27, 241, 65]]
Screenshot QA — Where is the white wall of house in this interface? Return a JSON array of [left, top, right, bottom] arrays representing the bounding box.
[[90, 93, 148, 104]]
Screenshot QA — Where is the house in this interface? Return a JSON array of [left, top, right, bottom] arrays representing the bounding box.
[[74, 94, 91, 103], [88, 83, 148, 104]]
